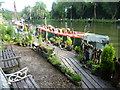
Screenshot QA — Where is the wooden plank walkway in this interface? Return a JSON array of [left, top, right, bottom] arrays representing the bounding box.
[[54, 46, 115, 89], [0, 48, 20, 71]]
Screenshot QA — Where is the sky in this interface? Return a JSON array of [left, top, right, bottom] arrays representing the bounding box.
[[1, 0, 55, 12]]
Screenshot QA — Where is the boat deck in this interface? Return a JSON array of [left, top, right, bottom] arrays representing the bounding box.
[[54, 47, 115, 89]]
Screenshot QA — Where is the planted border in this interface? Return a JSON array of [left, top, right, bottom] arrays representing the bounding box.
[[34, 45, 82, 86]]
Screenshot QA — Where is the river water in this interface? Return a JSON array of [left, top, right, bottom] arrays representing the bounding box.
[[34, 20, 120, 57]]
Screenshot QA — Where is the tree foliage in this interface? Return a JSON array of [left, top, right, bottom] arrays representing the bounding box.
[[0, 9, 14, 20], [51, 2, 120, 19], [21, 1, 48, 22]]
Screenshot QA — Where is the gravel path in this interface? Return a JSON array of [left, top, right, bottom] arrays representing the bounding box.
[[12, 45, 80, 88]]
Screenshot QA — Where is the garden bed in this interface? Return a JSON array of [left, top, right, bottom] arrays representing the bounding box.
[[34, 44, 82, 86]]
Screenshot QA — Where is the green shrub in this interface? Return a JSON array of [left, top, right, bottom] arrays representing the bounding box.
[[86, 60, 95, 65], [23, 25, 27, 31], [6, 25, 14, 37], [65, 67, 74, 75], [3, 34, 11, 42], [46, 48, 54, 56], [38, 35, 43, 44], [50, 37, 55, 43], [60, 66, 74, 75], [100, 44, 115, 79], [0, 24, 7, 41], [65, 37, 72, 46], [76, 54, 84, 60], [0, 24, 15, 43], [30, 29, 35, 34], [61, 67, 67, 73], [71, 74, 82, 82], [74, 46, 81, 53], [48, 56, 62, 66], [56, 37, 63, 44]]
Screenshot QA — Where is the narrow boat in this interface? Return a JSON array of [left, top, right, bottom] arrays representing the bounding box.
[[36, 25, 109, 50]]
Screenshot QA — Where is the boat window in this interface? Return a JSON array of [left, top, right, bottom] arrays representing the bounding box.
[[89, 42, 106, 49]]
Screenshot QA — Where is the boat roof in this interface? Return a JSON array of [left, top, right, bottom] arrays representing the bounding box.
[[83, 34, 109, 43], [37, 26, 109, 41]]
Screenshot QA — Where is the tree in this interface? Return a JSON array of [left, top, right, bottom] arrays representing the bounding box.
[[50, 2, 120, 19], [101, 2, 120, 19], [0, 9, 13, 20], [21, 6, 31, 20], [32, 1, 46, 19], [21, 1, 48, 22]]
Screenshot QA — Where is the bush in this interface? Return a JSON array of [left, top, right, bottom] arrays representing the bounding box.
[[23, 25, 27, 31], [76, 54, 84, 61], [0, 24, 15, 43], [86, 60, 95, 68], [74, 46, 81, 53], [60, 66, 74, 76], [65, 37, 72, 46], [61, 67, 67, 73], [50, 37, 55, 43], [65, 67, 74, 75], [100, 44, 115, 80], [56, 37, 63, 44], [46, 48, 54, 56], [71, 74, 82, 82], [6, 25, 14, 37], [38, 35, 43, 44]]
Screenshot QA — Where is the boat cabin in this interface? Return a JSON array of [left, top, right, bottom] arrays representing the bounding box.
[[82, 34, 109, 50]]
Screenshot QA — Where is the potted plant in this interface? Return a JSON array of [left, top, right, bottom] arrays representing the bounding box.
[[65, 37, 73, 51]]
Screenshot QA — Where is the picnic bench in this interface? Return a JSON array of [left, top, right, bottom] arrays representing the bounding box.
[[0, 67, 40, 89], [0, 44, 21, 72]]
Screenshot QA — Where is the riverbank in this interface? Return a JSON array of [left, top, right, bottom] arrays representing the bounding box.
[[47, 19, 117, 23]]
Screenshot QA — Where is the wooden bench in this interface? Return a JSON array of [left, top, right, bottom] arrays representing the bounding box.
[[0, 44, 21, 72], [0, 67, 10, 89], [0, 67, 40, 89]]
